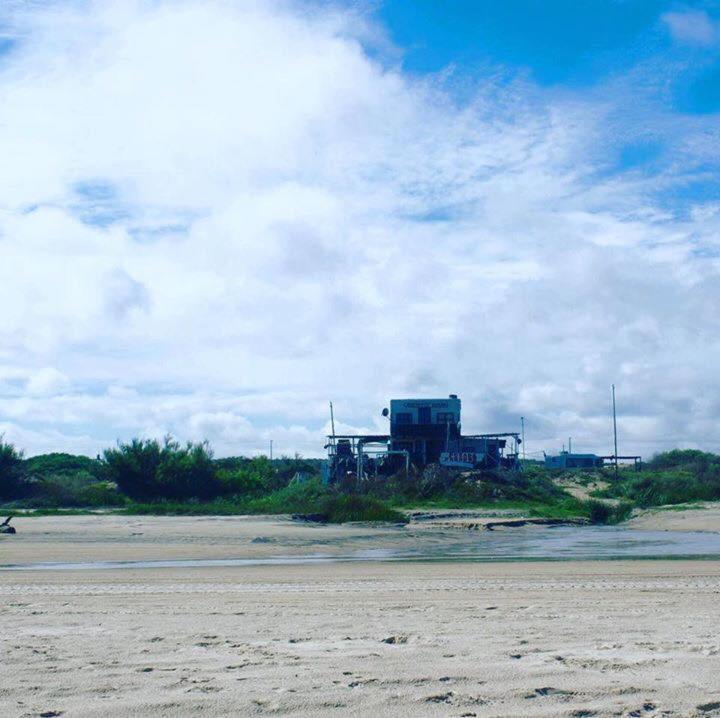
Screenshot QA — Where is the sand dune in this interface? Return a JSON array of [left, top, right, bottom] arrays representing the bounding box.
[[626, 503, 720, 533]]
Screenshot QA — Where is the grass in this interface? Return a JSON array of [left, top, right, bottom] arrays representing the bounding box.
[[58, 482, 410, 524], [3, 498, 622, 524], [584, 499, 634, 525], [0, 507, 120, 516], [388, 494, 631, 524]]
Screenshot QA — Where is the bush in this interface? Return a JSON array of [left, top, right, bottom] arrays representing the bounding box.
[[24, 453, 103, 480], [155, 440, 217, 500], [318, 493, 407, 523], [216, 457, 283, 497], [647, 450, 718, 472], [76, 482, 127, 507], [587, 500, 611, 524], [418, 464, 455, 497], [272, 456, 322, 488], [216, 468, 266, 497], [601, 469, 720, 508], [0, 438, 28, 500], [102, 437, 219, 500], [585, 499, 633, 525]]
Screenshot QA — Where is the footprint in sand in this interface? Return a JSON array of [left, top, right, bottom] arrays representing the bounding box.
[[381, 635, 409, 644]]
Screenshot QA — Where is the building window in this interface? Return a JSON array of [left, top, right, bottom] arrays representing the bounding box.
[[437, 412, 455, 424], [394, 412, 412, 424]]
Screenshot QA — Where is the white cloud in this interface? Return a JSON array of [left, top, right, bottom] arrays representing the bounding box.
[[0, 1, 719, 459], [25, 367, 70, 397], [662, 10, 718, 46]]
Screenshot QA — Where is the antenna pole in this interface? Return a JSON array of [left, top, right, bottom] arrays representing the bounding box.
[[270, 439, 273, 461], [612, 384, 619, 480], [568, 436, 572, 454], [521, 416, 525, 461], [329, 401, 337, 455]]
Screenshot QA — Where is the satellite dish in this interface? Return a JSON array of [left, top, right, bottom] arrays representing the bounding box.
[[381, 407, 389, 417]]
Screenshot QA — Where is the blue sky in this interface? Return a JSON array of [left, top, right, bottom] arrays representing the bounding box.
[[1, 0, 720, 457], [375, 1, 720, 142], [379, 1, 671, 82], [371, 0, 720, 218], [377, 1, 719, 87]]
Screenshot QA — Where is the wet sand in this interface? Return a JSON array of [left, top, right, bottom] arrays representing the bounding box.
[[2, 506, 718, 567], [2, 515, 720, 716]]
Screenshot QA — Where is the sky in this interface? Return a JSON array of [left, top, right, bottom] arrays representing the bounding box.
[[1, 0, 720, 460]]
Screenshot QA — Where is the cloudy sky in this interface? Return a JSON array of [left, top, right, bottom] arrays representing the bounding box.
[[1, 0, 719, 459]]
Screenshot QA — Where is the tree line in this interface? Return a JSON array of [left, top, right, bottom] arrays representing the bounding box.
[[0, 436, 320, 507]]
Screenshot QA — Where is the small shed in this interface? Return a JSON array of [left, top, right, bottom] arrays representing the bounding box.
[[544, 452, 604, 470]]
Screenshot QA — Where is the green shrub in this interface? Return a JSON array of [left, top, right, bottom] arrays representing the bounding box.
[[214, 456, 321, 492], [216, 457, 277, 496], [647, 449, 718, 471], [216, 468, 266, 497], [102, 437, 219, 500], [586, 500, 611, 524], [24, 453, 103, 479], [271, 456, 322, 487], [318, 493, 407, 523], [76, 482, 126, 507], [600, 469, 720, 508], [0, 438, 28, 500], [155, 440, 217, 500], [584, 499, 633, 525]]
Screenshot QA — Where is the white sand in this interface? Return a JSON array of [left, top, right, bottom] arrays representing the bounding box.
[[2, 515, 720, 717], [626, 503, 720, 533]]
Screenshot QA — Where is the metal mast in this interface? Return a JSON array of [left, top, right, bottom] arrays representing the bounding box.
[[329, 402, 336, 445], [612, 384, 619, 480]]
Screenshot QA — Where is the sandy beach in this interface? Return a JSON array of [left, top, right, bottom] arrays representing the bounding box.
[[2, 514, 720, 717]]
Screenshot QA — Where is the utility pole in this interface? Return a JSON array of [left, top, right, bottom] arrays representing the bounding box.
[[329, 401, 336, 444], [270, 439, 273, 461], [568, 437, 572, 454], [521, 416, 526, 461], [612, 384, 619, 480]]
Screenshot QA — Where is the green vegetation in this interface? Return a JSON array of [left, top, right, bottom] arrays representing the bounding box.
[[103, 437, 217, 501], [0, 438, 26, 501], [2, 438, 717, 525], [126, 482, 405, 523], [595, 450, 720, 508], [0, 437, 403, 523], [584, 499, 633, 525]]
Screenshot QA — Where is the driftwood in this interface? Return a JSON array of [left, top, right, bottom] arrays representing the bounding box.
[[484, 517, 588, 531], [0, 516, 16, 534], [291, 513, 329, 523]]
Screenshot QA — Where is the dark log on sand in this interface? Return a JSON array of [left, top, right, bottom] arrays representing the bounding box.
[[0, 516, 16, 534]]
